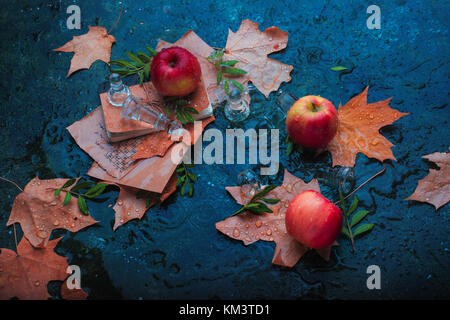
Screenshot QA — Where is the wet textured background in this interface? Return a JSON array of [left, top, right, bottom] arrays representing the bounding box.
[[0, 0, 449, 299]]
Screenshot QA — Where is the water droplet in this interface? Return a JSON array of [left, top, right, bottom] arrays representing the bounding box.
[[233, 228, 240, 237], [127, 211, 131, 216], [50, 201, 57, 206], [369, 113, 374, 119], [255, 221, 262, 228], [117, 200, 123, 206], [53, 220, 59, 226], [245, 223, 249, 228], [34, 280, 40, 287], [370, 139, 379, 146], [266, 229, 272, 236], [36, 230, 47, 239]]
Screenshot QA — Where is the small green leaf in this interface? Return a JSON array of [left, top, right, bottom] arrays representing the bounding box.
[[251, 185, 277, 202], [85, 183, 108, 198], [347, 195, 358, 216], [125, 51, 144, 65], [184, 111, 195, 123], [71, 181, 95, 193], [216, 71, 222, 85], [77, 196, 89, 215], [352, 223, 375, 237], [181, 181, 187, 196], [222, 67, 247, 75], [224, 80, 230, 95], [62, 178, 76, 189], [350, 210, 370, 227], [341, 226, 350, 238], [188, 181, 193, 197], [146, 46, 157, 56], [63, 192, 72, 206], [188, 172, 197, 182], [176, 176, 185, 187], [261, 198, 280, 204], [230, 79, 244, 92], [330, 66, 348, 71], [110, 60, 136, 69], [176, 110, 187, 125], [137, 51, 151, 63], [138, 71, 144, 85], [176, 167, 185, 174], [183, 107, 199, 114], [339, 190, 346, 213], [54, 188, 61, 196], [246, 202, 273, 214], [220, 60, 238, 67], [286, 140, 294, 157], [144, 63, 150, 79]]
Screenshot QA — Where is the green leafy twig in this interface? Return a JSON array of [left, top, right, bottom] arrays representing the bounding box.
[[54, 179, 108, 215], [207, 50, 247, 96], [163, 96, 199, 124], [110, 46, 157, 85], [176, 163, 197, 197], [231, 185, 280, 216], [339, 192, 374, 252]]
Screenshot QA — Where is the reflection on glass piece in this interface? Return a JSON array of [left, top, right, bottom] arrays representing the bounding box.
[[225, 88, 250, 122], [107, 73, 131, 107]]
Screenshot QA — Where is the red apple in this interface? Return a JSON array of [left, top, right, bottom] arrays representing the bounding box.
[[150, 47, 202, 96], [286, 95, 338, 148], [285, 190, 342, 249]]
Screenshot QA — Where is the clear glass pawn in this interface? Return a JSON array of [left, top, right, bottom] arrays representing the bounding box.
[[224, 88, 250, 122], [107, 73, 131, 107], [315, 166, 356, 194], [121, 95, 183, 135]]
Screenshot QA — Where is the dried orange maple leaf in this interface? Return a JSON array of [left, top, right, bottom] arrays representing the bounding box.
[[60, 280, 88, 300], [108, 173, 178, 230], [216, 169, 337, 267], [327, 86, 409, 167], [224, 19, 293, 98], [7, 177, 98, 248], [406, 150, 450, 210], [53, 26, 115, 77], [0, 237, 68, 300]]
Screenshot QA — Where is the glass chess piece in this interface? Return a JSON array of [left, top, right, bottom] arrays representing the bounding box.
[[315, 166, 356, 194], [262, 91, 297, 129], [237, 169, 262, 198], [107, 73, 131, 107], [224, 88, 250, 122], [121, 95, 183, 135]]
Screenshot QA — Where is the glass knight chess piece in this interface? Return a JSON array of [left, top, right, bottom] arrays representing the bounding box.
[[107, 73, 131, 107], [237, 169, 262, 198], [224, 88, 250, 122], [121, 95, 183, 135]]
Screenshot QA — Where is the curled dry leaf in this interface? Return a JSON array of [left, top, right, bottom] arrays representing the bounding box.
[[216, 169, 337, 267], [60, 280, 88, 300], [327, 86, 409, 167], [7, 177, 98, 248], [406, 150, 450, 210], [0, 237, 68, 300], [106, 173, 178, 230], [224, 19, 294, 98], [53, 26, 116, 77]]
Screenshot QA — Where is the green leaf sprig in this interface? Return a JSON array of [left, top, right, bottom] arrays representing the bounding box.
[[164, 96, 199, 124], [207, 50, 247, 96], [339, 192, 374, 251], [110, 46, 157, 85], [54, 179, 108, 215], [231, 185, 280, 216], [176, 163, 197, 197]]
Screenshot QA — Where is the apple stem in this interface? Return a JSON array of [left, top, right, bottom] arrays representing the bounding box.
[[0, 176, 22, 253], [334, 166, 386, 205]]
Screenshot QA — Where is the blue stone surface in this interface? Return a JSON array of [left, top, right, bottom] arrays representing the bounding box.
[[0, 0, 448, 299]]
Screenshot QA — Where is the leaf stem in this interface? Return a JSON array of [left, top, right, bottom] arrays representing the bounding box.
[[108, 8, 122, 34], [334, 166, 386, 205]]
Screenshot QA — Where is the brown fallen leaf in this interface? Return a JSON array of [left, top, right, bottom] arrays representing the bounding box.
[[224, 19, 294, 98], [406, 150, 450, 210], [7, 177, 98, 248], [216, 169, 337, 267], [0, 237, 68, 300], [107, 173, 178, 230], [53, 26, 115, 77], [327, 86, 409, 167], [60, 280, 88, 300]]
